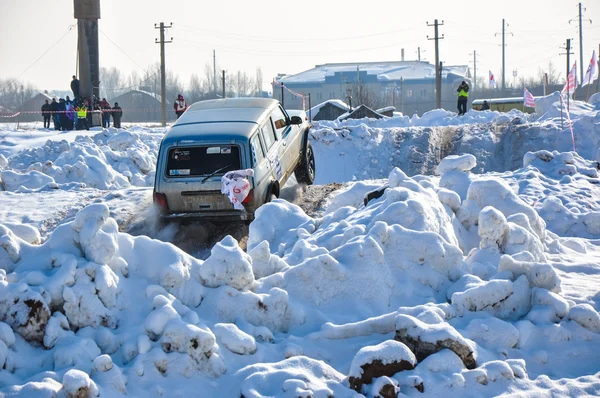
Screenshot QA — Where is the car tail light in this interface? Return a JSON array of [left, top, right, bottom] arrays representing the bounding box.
[[153, 192, 169, 213], [243, 189, 254, 203]]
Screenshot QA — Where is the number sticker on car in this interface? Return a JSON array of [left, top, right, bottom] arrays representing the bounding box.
[[170, 169, 191, 176]]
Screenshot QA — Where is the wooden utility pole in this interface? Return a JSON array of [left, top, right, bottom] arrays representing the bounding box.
[[222, 70, 226, 98], [561, 38, 575, 112], [155, 22, 172, 127], [427, 19, 444, 109]]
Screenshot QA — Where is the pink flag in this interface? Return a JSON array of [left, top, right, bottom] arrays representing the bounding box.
[[582, 50, 598, 87], [562, 62, 578, 96], [523, 88, 535, 108], [489, 70, 497, 89]]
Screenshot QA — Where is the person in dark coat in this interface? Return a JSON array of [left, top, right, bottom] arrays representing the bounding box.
[[41, 99, 51, 129], [456, 81, 469, 116], [112, 102, 123, 128], [65, 96, 73, 106], [57, 98, 67, 131], [99, 98, 111, 128], [480, 100, 490, 111], [49, 98, 60, 130], [71, 76, 80, 100]]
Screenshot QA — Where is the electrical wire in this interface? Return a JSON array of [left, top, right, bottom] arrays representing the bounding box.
[[7, 26, 74, 86], [176, 23, 424, 44], [99, 29, 148, 73]]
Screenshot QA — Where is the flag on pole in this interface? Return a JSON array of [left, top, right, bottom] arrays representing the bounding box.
[[489, 70, 497, 89], [523, 88, 536, 108], [562, 62, 578, 96], [581, 50, 598, 87]]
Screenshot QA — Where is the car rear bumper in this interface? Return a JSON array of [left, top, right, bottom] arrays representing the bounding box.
[[160, 210, 254, 222]]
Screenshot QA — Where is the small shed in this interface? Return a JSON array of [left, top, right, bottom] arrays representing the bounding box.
[[19, 92, 53, 122], [311, 100, 350, 121], [109, 90, 164, 123], [339, 104, 384, 121], [376, 106, 396, 117]]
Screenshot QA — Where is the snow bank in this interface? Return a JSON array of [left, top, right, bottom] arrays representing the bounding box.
[[1, 130, 160, 192]]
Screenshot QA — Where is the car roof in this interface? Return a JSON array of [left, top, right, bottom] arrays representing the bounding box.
[[174, 98, 279, 126], [164, 98, 282, 145]]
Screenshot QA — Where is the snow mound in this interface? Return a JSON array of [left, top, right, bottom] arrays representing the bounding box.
[[2, 130, 160, 191]]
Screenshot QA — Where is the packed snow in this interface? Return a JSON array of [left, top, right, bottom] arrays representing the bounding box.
[[1, 93, 600, 397]]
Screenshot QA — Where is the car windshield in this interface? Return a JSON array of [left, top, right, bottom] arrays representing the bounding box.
[[166, 145, 241, 177]]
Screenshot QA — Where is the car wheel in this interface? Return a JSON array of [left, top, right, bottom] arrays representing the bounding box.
[[294, 142, 315, 185]]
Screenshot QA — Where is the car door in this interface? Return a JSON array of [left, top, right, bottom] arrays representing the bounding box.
[[260, 120, 284, 183], [249, 132, 272, 204], [270, 105, 302, 178]]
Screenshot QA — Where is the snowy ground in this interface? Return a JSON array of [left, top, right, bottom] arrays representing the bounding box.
[[1, 93, 600, 397]]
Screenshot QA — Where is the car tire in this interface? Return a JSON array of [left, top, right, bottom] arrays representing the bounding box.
[[294, 141, 315, 185]]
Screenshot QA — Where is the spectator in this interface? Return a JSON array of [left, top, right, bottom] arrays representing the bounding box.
[[99, 97, 111, 128], [58, 98, 67, 131], [112, 102, 123, 128], [65, 102, 75, 130], [174, 94, 187, 119], [41, 99, 51, 129], [65, 96, 73, 106], [50, 98, 60, 130], [456, 81, 469, 116], [71, 76, 80, 99], [481, 100, 490, 111], [76, 100, 89, 130]]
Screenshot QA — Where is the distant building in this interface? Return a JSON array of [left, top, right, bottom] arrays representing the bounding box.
[[19, 92, 53, 122], [274, 61, 471, 116], [310, 99, 350, 121], [109, 90, 164, 123], [339, 104, 385, 121]]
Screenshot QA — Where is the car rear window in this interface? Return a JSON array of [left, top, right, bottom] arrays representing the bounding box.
[[166, 145, 241, 177]]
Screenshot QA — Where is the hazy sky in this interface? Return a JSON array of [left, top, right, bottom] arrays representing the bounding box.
[[1, 0, 600, 95]]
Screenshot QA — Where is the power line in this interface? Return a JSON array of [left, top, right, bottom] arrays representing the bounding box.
[[176, 24, 423, 44], [7, 26, 74, 86], [99, 29, 147, 73], [175, 37, 421, 57]]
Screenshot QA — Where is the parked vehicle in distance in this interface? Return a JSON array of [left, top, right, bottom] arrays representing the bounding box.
[[153, 98, 315, 223], [471, 97, 538, 113]]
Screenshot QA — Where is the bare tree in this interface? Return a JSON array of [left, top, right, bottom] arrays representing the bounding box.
[[187, 74, 204, 104], [255, 67, 263, 96], [0, 78, 37, 111], [537, 61, 562, 85], [100, 67, 123, 100]]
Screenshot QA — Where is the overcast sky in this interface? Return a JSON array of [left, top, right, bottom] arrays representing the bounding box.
[[1, 0, 600, 96]]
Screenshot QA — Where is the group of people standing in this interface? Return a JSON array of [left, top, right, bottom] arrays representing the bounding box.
[[40, 75, 123, 130]]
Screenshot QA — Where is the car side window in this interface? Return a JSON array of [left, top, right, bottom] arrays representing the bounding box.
[[270, 107, 288, 138], [266, 117, 279, 140], [261, 124, 276, 152], [250, 133, 265, 167]]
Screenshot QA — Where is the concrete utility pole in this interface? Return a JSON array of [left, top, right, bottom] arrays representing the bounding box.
[[495, 19, 513, 93], [74, 0, 100, 103], [470, 50, 477, 93], [155, 22, 172, 127], [427, 19, 444, 109], [569, 3, 591, 90]]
